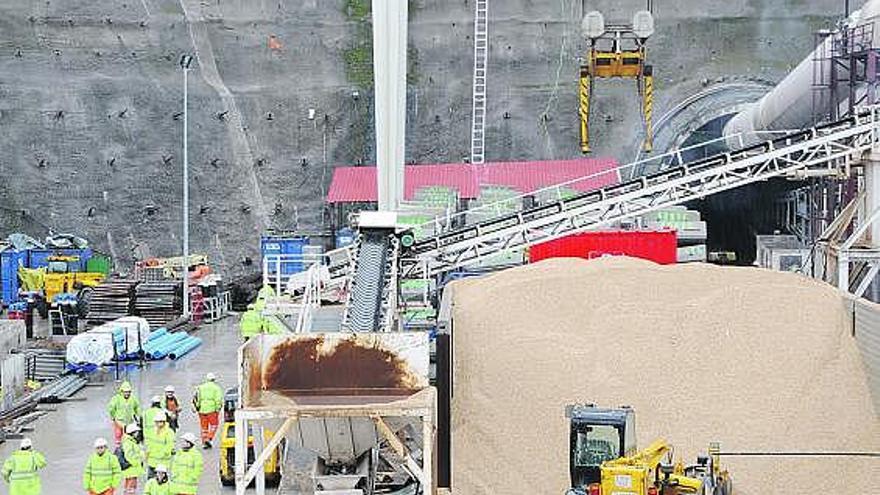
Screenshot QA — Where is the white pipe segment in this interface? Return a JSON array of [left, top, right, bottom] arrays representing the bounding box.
[[723, 0, 880, 148]]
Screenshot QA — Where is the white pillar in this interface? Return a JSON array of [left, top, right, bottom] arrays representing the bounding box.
[[373, 0, 408, 212], [864, 153, 880, 244]]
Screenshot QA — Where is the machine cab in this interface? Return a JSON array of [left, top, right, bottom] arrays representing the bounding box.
[[566, 404, 636, 489]]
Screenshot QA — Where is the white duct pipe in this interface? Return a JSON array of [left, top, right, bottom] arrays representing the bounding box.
[[723, 0, 880, 148], [373, 0, 408, 211]]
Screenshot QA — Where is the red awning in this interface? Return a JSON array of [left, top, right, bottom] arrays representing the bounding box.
[[325, 158, 618, 203]]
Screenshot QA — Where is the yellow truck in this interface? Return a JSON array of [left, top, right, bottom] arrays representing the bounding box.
[[219, 387, 282, 486]]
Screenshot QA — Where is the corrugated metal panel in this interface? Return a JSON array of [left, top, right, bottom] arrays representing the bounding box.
[[326, 165, 480, 203], [477, 158, 619, 193], [325, 158, 619, 203], [853, 298, 880, 414]]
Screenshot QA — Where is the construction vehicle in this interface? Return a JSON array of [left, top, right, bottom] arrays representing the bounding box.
[[219, 387, 282, 486], [43, 255, 104, 302], [565, 404, 732, 495], [579, 2, 655, 153]]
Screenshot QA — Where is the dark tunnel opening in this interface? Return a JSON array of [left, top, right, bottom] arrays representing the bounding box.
[[676, 114, 800, 264]]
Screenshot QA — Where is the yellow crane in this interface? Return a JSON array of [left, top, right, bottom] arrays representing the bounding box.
[[578, 4, 655, 153], [565, 404, 732, 495]]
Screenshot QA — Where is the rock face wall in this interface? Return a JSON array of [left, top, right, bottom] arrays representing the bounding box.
[[0, 0, 844, 274]]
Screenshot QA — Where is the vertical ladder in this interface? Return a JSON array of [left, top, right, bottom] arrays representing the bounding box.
[[470, 0, 489, 164]]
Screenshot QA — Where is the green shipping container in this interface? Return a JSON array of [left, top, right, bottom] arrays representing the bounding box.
[[86, 253, 112, 275]]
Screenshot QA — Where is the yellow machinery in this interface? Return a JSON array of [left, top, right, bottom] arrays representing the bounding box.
[[579, 5, 655, 153], [565, 404, 732, 495], [43, 256, 104, 301], [219, 387, 282, 486]]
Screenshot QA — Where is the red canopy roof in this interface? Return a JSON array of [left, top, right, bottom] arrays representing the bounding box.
[[325, 158, 618, 203]]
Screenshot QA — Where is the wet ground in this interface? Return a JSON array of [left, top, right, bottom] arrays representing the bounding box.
[[0, 316, 243, 493]]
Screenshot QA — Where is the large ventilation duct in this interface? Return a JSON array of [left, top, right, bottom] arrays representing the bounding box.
[[723, 0, 880, 148]]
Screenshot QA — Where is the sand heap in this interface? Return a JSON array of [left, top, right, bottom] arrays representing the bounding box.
[[449, 257, 879, 495]]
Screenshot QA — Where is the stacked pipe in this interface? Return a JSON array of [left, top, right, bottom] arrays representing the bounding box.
[[141, 328, 202, 360], [34, 375, 88, 404], [85, 279, 139, 325]]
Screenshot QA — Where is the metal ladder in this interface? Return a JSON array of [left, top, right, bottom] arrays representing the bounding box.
[[470, 0, 489, 164]]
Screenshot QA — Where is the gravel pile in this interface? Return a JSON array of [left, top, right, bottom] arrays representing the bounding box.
[[449, 257, 879, 495]]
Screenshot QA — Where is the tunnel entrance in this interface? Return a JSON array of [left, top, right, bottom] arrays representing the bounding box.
[[676, 115, 800, 264]]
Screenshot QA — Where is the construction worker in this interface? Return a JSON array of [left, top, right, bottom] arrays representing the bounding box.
[[192, 373, 223, 449], [145, 411, 175, 479], [1, 438, 46, 495], [82, 437, 121, 495], [169, 433, 203, 495], [239, 303, 262, 339], [119, 424, 144, 495], [142, 464, 170, 495], [254, 284, 276, 310], [107, 381, 141, 446], [142, 396, 164, 443], [163, 386, 181, 432]]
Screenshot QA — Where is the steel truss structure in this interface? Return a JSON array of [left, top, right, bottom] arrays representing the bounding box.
[[400, 108, 880, 279]]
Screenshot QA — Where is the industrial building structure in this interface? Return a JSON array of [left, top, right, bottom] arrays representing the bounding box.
[[0, 0, 879, 495]]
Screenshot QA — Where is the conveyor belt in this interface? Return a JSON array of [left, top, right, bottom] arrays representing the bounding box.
[[399, 109, 880, 278], [343, 233, 393, 332]]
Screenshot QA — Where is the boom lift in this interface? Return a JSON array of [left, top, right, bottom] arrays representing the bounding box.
[[565, 404, 733, 495], [579, 3, 655, 153]]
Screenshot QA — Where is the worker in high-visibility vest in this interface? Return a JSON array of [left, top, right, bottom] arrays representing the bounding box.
[[107, 381, 140, 447], [142, 464, 170, 495], [142, 396, 164, 443], [239, 304, 262, 339], [163, 386, 181, 432], [145, 411, 175, 479], [120, 424, 144, 495], [191, 373, 223, 449], [1, 438, 47, 495], [169, 433, 203, 495], [82, 438, 121, 495], [254, 284, 275, 310]]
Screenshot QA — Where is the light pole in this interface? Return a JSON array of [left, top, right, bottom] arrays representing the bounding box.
[[180, 54, 193, 318]]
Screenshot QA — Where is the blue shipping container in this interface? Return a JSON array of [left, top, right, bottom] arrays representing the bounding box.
[[28, 248, 93, 271], [335, 228, 355, 249], [260, 236, 308, 275], [1, 249, 28, 305]]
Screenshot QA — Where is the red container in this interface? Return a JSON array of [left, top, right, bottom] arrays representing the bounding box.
[[528, 230, 677, 265]]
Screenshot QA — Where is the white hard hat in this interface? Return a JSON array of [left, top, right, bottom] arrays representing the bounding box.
[[20, 438, 32, 449], [153, 411, 167, 422], [206, 372, 216, 381], [94, 438, 108, 448], [151, 395, 161, 403], [181, 432, 197, 444], [164, 385, 175, 393], [126, 423, 140, 434], [156, 464, 168, 473]]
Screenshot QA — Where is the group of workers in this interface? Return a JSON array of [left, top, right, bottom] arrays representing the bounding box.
[[0, 373, 225, 495]]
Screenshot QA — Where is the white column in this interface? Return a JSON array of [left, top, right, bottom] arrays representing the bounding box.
[[864, 153, 880, 244], [373, 0, 408, 211]]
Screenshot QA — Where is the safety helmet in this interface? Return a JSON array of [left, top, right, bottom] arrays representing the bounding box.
[[125, 423, 140, 434], [153, 411, 167, 422], [181, 432, 197, 444], [206, 372, 216, 381], [94, 438, 108, 448], [19, 438, 32, 449], [164, 385, 175, 393]]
